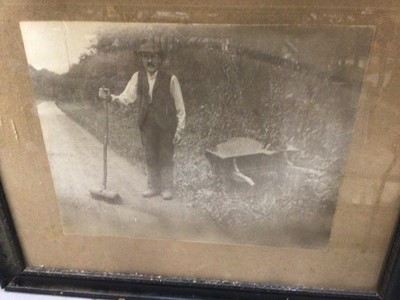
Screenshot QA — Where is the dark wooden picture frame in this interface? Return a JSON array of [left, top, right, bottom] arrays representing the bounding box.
[[1, 1, 400, 299]]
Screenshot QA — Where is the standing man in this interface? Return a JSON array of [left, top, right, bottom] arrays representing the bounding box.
[[99, 38, 185, 200]]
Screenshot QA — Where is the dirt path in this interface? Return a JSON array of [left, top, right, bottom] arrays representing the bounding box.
[[37, 100, 234, 244]]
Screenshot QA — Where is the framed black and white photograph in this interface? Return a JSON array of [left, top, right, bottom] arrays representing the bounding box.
[[1, 1, 400, 299], [19, 21, 375, 248]]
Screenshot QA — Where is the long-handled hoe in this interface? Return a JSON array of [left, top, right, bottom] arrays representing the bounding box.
[[90, 89, 121, 203]]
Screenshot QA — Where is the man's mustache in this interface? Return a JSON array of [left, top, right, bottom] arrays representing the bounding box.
[[146, 63, 155, 67]]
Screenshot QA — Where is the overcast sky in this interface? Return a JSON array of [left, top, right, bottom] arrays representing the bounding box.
[[19, 22, 105, 74], [19, 21, 181, 74]]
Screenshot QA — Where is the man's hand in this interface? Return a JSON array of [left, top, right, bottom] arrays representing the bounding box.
[[173, 131, 183, 144], [98, 87, 111, 101]]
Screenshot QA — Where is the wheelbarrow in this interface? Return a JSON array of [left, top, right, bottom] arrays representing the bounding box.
[[205, 137, 296, 186]]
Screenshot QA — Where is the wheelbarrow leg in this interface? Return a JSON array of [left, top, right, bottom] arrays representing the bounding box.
[[231, 158, 255, 186]]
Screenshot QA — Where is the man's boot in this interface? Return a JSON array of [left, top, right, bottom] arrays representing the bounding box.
[[142, 188, 160, 198], [161, 189, 173, 200]]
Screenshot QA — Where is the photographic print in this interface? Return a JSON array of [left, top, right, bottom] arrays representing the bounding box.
[[19, 22, 374, 248]]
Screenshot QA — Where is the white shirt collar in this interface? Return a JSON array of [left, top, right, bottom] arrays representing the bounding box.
[[147, 71, 158, 80]]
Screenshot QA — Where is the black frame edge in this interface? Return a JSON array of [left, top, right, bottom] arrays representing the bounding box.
[[4, 267, 380, 300], [0, 179, 25, 288], [379, 211, 400, 300]]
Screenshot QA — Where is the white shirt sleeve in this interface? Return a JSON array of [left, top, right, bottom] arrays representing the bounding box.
[[170, 75, 186, 134], [112, 72, 138, 105]]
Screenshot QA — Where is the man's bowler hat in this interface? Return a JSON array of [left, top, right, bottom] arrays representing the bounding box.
[[137, 39, 163, 54]]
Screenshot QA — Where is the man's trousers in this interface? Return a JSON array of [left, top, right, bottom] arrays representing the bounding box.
[[140, 113, 175, 192]]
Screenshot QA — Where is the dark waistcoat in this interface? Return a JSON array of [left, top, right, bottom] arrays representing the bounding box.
[[137, 70, 178, 132]]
